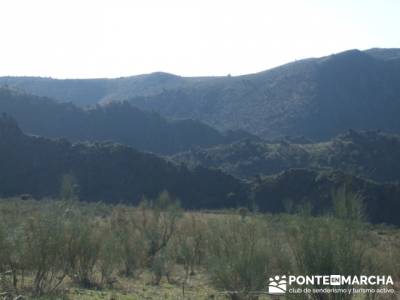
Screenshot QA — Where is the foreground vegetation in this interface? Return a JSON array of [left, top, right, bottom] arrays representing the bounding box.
[[0, 191, 399, 300]]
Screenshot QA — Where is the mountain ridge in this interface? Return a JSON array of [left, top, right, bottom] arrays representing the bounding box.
[[2, 48, 399, 139], [0, 87, 252, 154]]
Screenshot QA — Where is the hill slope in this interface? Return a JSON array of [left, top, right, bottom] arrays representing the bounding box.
[[0, 88, 250, 154], [0, 114, 246, 207], [1, 48, 400, 139], [1, 116, 399, 225], [172, 130, 400, 183], [252, 169, 400, 225]]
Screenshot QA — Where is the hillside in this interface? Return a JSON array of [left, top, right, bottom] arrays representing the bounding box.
[[128, 49, 400, 139], [1, 48, 400, 139], [0, 114, 246, 207], [0, 88, 250, 154], [252, 169, 400, 225], [1, 116, 399, 225], [172, 130, 400, 183], [0, 72, 216, 106]]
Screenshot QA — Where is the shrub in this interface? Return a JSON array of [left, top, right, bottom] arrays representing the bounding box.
[[287, 188, 369, 300], [23, 205, 69, 296], [206, 215, 272, 300], [110, 207, 145, 278], [98, 222, 119, 286], [64, 208, 102, 288], [134, 191, 182, 284], [175, 214, 207, 279]]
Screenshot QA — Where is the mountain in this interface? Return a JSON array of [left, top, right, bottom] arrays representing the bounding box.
[[1, 116, 399, 225], [1, 48, 400, 139], [364, 48, 400, 61], [127, 49, 400, 139], [0, 114, 246, 208], [0, 72, 209, 106], [0, 88, 251, 154], [172, 130, 400, 183], [251, 169, 400, 225]]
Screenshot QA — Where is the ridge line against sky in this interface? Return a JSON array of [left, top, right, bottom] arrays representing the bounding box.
[[0, 0, 399, 79], [0, 47, 394, 81]]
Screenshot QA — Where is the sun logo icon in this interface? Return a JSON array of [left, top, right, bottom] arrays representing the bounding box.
[[268, 275, 287, 294]]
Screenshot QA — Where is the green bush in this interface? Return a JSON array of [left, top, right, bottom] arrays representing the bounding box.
[[175, 214, 207, 279], [135, 191, 182, 284], [206, 215, 272, 300], [24, 205, 69, 296], [287, 188, 369, 300], [63, 208, 102, 288], [110, 207, 145, 278]]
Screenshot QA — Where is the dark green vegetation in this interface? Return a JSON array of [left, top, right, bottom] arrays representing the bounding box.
[[172, 131, 400, 225], [0, 115, 245, 207], [1, 115, 399, 226], [0, 196, 398, 299], [0, 88, 250, 154], [251, 170, 400, 225], [172, 130, 400, 182], [2, 48, 400, 139]]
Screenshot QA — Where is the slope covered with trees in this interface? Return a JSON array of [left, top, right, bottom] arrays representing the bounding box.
[[172, 130, 400, 183], [2, 48, 400, 139], [0, 115, 246, 208], [0, 88, 250, 154], [127, 49, 400, 139], [1, 116, 399, 225], [251, 168, 400, 225]]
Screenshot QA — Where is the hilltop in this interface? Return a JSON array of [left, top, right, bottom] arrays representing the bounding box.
[[1, 48, 400, 139]]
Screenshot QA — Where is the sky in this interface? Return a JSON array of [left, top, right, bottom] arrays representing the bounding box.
[[0, 0, 399, 79]]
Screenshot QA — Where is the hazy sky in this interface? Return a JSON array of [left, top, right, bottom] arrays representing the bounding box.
[[0, 0, 399, 78]]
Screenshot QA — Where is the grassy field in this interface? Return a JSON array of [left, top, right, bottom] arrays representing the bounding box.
[[0, 195, 399, 300]]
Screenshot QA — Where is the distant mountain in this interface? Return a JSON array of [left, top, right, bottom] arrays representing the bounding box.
[[0, 114, 246, 208], [0, 72, 208, 106], [172, 130, 400, 183], [252, 169, 400, 225], [127, 49, 400, 139], [0, 88, 251, 154], [364, 48, 400, 61], [1, 48, 400, 139], [1, 116, 399, 225]]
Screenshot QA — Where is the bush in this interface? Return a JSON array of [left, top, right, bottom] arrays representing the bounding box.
[[287, 188, 369, 300], [64, 207, 102, 288], [23, 204, 69, 296], [98, 222, 119, 286], [206, 215, 272, 300], [175, 214, 207, 279], [134, 191, 182, 284], [110, 207, 145, 278]]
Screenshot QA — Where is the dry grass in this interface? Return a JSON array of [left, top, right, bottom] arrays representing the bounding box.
[[0, 199, 399, 300]]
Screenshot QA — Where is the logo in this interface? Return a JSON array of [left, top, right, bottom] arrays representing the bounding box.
[[267, 274, 394, 295], [268, 275, 287, 294]]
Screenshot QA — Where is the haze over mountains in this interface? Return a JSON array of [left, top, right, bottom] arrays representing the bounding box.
[[1, 48, 400, 140]]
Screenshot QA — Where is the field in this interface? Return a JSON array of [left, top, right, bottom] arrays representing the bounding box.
[[0, 193, 399, 300]]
